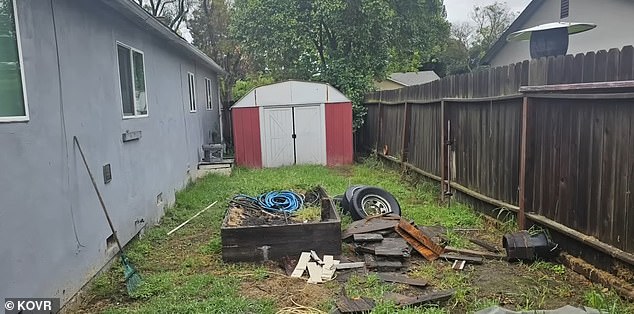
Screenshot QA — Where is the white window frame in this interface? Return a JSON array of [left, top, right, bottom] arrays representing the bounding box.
[[116, 41, 149, 119], [1, 0, 30, 123], [204, 77, 213, 110], [188, 72, 197, 112]]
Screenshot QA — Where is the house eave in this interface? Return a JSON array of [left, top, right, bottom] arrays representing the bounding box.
[[101, 0, 227, 76]]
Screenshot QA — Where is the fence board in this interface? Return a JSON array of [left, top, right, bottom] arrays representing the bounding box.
[[361, 46, 634, 255]]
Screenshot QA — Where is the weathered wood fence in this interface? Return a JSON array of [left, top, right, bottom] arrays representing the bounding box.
[[361, 46, 634, 267]]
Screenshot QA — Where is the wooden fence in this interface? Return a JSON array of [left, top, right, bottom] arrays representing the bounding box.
[[361, 46, 634, 267]]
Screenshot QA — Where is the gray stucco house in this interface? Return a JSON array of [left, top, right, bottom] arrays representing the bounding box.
[[0, 0, 224, 306], [482, 0, 634, 66]]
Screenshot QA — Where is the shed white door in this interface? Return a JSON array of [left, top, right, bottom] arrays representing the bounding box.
[[294, 105, 326, 165], [262, 107, 295, 167], [261, 104, 326, 167]]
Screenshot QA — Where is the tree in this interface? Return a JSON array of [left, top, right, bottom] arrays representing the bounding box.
[[189, 0, 251, 103], [133, 0, 194, 31], [230, 0, 449, 128], [439, 1, 515, 75]]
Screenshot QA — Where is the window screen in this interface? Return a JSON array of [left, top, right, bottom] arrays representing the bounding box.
[[0, 0, 27, 120], [117, 43, 147, 117]]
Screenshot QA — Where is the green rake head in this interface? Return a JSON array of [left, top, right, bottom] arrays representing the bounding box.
[[121, 255, 142, 294]]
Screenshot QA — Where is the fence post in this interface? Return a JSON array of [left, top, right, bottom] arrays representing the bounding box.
[[375, 102, 383, 152], [400, 102, 411, 163], [440, 100, 446, 201], [518, 96, 529, 230]]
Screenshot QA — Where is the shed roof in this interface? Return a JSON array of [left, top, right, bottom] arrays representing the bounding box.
[[232, 81, 351, 108], [388, 71, 440, 86], [100, 0, 226, 75]]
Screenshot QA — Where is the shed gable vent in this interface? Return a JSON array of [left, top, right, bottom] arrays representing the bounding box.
[[560, 0, 569, 19]]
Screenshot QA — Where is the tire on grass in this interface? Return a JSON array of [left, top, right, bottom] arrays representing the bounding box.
[[349, 186, 401, 220]]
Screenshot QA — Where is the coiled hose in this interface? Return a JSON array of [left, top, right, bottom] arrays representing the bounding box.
[[233, 191, 304, 214]]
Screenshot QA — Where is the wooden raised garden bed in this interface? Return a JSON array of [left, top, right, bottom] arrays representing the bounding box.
[[221, 186, 342, 263]]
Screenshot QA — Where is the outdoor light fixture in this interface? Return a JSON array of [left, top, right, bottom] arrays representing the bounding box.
[[506, 22, 596, 59]]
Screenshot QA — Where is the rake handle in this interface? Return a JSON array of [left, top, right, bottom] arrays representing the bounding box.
[[73, 136, 124, 252]]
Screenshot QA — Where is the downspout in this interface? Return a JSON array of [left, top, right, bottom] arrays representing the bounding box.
[[216, 82, 224, 148]]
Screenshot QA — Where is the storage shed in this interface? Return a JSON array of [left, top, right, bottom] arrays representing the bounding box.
[[232, 81, 353, 168]]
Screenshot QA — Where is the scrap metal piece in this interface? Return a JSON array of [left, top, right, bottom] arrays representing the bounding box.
[[342, 214, 401, 239], [439, 253, 483, 265], [384, 290, 456, 307], [445, 246, 504, 259], [395, 220, 444, 261]]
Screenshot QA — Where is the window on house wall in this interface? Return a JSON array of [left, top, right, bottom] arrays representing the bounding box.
[[204, 77, 212, 110], [117, 43, 147, 117], [0, 0, 28, 122], [560, 0, 569, 19], [188, 72, 196, 112]]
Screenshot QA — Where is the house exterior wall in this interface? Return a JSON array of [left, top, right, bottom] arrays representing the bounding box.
[[232, 107, 263, 168], [325, 102, 354, 166], [489, 0, 634, 67], [0, 0, 220, 305]]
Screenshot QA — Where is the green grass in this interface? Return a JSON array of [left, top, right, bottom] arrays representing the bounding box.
[[81, 158, 633, 313]]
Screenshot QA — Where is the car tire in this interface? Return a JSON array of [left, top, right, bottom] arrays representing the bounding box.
[[342, 185, 365, 214], [350, 186, 401, 220]]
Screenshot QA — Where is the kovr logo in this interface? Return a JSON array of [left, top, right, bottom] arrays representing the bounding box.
[[4, 298, 60, 313]]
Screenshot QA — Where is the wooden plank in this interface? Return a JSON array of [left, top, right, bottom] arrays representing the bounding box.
[[353, 233, 384, 242], [342, 215, 400, 239], [439, 253, 483, 264], [384, 290, 455, 307], [395, 225, 437, 261], [468, 238, 501, 253], [335, 262, 365, 270], [336, 296, 375, 314], [306, 262, 323, 283], [519, 80, 634, 93], [290, 252, 311, 278], [376, 273, 428, 287], [397, 220, 444, 255], [444, 246, 504, 259], [518, 96, 529, 229], [321, 256, 338, 280]]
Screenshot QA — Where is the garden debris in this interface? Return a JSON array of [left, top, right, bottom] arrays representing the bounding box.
[[352, 233, 383, 242], [376, 272, 428, 287], [341, 214, 400, 239], [395, 219, 444, 261], [439, 253, 484, 264], [469, 237, 502, 253], [503, 230, 558, 261], [363, 254, 404, 271], [335, 296, 375, 313], [291, 252, 339, 283], [452, 260, 466, 270], [474, 305, 600, 314], [384, 289, 455, 307], [335, 262, 365, 270], [291, 252, 312, 278], [445, 246, 505, 259]]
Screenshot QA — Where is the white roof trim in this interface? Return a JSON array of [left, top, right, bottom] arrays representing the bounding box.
[[232, 80, 351, 108]]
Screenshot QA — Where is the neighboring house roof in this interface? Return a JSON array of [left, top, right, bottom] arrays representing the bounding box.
[[481, 0, 546, 65], [387, 71, 440, 86], [100, 0, 226, 75]]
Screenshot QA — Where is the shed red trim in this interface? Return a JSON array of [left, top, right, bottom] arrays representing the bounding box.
[[325, 102, 353, 166], [232, 108, 262, 168]]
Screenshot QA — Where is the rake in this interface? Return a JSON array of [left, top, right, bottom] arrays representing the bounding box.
[[73, 136, 142, 294]]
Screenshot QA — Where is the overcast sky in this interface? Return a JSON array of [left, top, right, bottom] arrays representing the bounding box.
[[444, 0, 532, 24]]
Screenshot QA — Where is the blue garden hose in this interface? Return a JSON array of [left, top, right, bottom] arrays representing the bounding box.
[[233, 191, 304, 214]]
